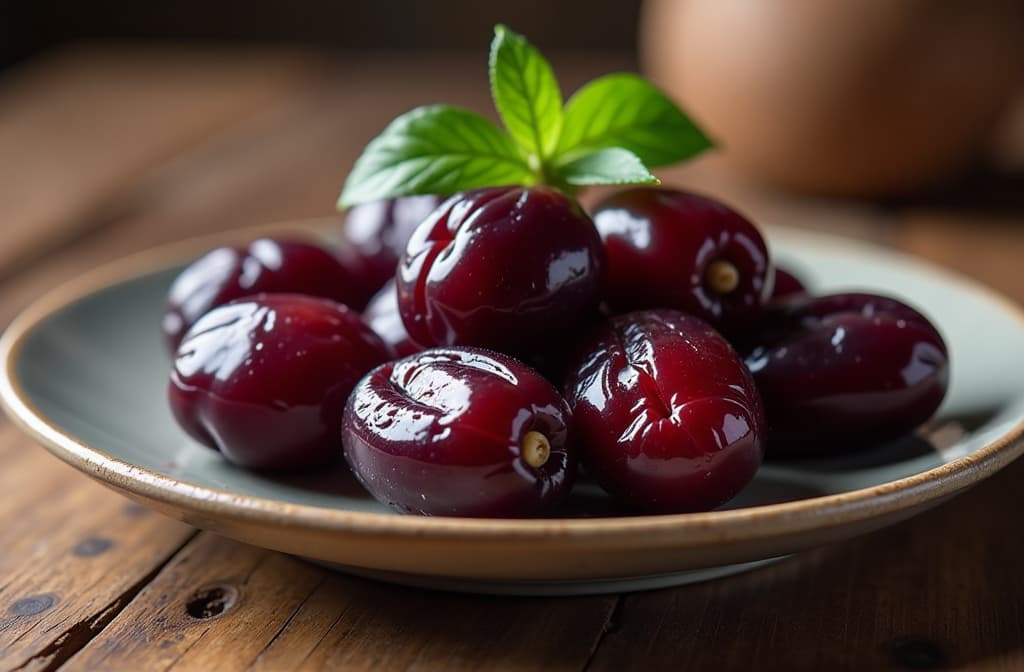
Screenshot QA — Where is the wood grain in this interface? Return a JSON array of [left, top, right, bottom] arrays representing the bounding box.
[[0, 426, 195, 672], [63, 533, 617, 672], [586, 457, 1024, 672], [0, 45, 311, 282], [0, 53, 630, 328], [0, 48, 313, 671], [0, 52, 630, 670]]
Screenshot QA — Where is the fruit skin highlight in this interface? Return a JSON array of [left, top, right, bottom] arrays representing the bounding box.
[[162, 238, 367, 354], [340, 195, 444, 298], [564, 309, 765, 513], [169, 293, 390, 470], [592, 188, 771, 332], [363, 279, 422, 359], [343, 347, 576, 517], [158, 20, 955, 523], [743, 292, 949, 456], [397, 186, 606, 358]]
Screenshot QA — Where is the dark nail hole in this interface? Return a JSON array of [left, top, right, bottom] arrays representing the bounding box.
[[185, 585, 238, 620], [72, 537, 114, 557], [886, 637, 948, 670], [9, 593, 59, 617]]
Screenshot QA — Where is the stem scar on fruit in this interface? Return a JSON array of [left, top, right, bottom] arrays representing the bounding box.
[[521, 431, 551, 468], [706, 259, 740, 294]]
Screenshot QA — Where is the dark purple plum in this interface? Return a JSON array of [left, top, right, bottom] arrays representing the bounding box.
[[744, 292, 949, 455], [363, 279, 421, 358], [343, 347, 575, 517], [771, 266, 807, 300], [169, 293, 390, 470], [340, 195, 444, 296], [564, 309, 765, 513], [396, 186, 605, 357], [592, 188, 771, 330], [162, 238, 366, 354]]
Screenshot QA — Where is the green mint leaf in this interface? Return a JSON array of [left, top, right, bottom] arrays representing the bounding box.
[[553, 147, 659, 187], [555, 73, 711, 167], [338, 105, 532, 208], [489, 24, 563, 161]]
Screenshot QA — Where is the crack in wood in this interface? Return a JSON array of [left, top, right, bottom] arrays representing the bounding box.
[[243, 573, 329, 671], [292, 600, 352, 671], [8, 530, 199, 672], [581, 595, 623, 672]]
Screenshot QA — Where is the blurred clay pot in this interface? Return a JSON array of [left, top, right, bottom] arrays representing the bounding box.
[[641, 0, 1024, 196]]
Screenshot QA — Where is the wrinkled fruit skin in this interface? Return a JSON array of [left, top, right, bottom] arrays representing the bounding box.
[[593, 187, 771, 330], [169, 294, 390, 470], [163, 238, 366, 354], [343, 347, 576, 517], [744, 292, 949, 456], [363, 279, 421, 358], [565, 309, 765, 513], [341, 195, 444, 297], [397, 186, 605, 357]]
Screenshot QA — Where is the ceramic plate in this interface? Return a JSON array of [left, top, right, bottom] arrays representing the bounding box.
[[3, 222, 1023, 596]]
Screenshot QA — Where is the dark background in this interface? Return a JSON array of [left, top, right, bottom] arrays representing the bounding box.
[[1, 1, 643, 70]]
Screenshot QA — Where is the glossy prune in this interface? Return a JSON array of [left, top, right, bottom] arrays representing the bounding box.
[[342, 347, 575, 517], [592, 188, 771, 330], [162, 238, 365, 353], [564, 309, 765, 512], [363, 279, 421, 358], [169, 294, 390, 470], [770, 267, 806, 300], [397, 186, 605, 357], [744, 292, 949, 455], [340, 195, 444, 296]]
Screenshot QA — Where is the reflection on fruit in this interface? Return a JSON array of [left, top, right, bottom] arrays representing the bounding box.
[[744, 292, 949, 456], [169, 294, 390, 470], [397, 186, 605, 357], [363, 279, 421, 358], [343, 347, 576, 517], [340, 195, 444, 298], [565, 309, 765, 512], [593, 188, 771, 331], [162, 238, 366, 353]]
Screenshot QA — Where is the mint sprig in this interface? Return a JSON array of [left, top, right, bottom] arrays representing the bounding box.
[[338, 25, 711, 209], [556, 73, 712, 167], [554, 148, 656, 187], [489, 25, 563, 161], [340, 106, 532, 208]]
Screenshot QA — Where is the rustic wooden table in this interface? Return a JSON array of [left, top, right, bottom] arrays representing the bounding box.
[[1, 47, 1023, 672]]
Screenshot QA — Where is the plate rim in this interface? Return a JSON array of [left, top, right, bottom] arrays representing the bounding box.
[[3, 220, 1024, 547]]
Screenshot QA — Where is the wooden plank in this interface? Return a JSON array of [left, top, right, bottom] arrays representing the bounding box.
[[0, 427, 195, 672], [62, 532, 617, 672], [0, 60, 444, 326], [0, 45, 312, 281], [586, 457, 1024, 671], [0, 54, 632, 328], [0, 48, 1020, 671], [582, 161, 1024, 671], [0, 53, 627, 670], [0, 47, 313, 670]]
